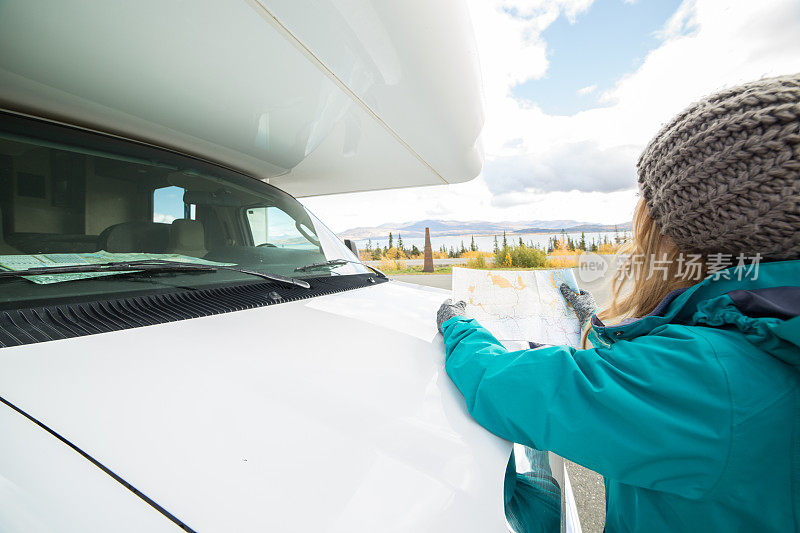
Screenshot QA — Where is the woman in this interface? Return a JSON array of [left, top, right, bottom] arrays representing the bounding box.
[[436, 74, 800, 532]]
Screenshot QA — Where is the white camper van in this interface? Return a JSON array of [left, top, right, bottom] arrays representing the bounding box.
[[0, 1, 577, 531]]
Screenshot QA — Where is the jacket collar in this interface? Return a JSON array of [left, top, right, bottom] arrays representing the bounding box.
[[591, 259, 800, 344]]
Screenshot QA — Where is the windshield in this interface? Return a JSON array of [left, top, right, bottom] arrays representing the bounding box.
[[0, 114, 370, 307]]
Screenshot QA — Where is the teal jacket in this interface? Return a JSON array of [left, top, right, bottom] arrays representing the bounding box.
[[441, 260, 800, 532]]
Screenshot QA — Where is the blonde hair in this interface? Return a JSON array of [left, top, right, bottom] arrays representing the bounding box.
[[584, 198, 707, 347]]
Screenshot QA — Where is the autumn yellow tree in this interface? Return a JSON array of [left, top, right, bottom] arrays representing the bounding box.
[[384, 246, 406, 260]]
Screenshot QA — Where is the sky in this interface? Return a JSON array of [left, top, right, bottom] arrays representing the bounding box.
[[303, 0, 800, 233]]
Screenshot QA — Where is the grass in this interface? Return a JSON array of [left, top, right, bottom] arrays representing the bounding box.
[[380, 264, 576, 275], [379, 265, 454, 275]]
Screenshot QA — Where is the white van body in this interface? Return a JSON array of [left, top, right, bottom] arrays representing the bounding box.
[[0, 281, 512, 531], [0, 0, 485, 196], [0, 1, 577, 531]]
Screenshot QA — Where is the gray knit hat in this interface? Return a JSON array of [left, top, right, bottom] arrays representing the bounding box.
[[637, 74, 800, 261]]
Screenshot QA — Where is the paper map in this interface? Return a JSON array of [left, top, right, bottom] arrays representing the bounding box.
[[0, 252, 233, 284], [452, 267, 581, 349]]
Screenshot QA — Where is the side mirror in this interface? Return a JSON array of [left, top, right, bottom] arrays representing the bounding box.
[[344, 239, 359, 258]]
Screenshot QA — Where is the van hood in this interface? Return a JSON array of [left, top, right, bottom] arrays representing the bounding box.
[[0, 281, 510, 532]]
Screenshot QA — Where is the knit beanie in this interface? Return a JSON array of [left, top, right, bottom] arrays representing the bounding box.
[[637, 74, 800, 261]]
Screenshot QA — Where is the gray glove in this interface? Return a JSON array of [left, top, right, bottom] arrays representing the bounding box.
[[437, 299, 468, 333], [559, 283, 597, 326]]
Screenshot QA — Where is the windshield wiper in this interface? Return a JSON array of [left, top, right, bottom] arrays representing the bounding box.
[[0, 259, 311, 289], [294, 259, 386, 278]]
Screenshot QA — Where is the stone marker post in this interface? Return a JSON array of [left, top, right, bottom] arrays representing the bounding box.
[[423, 227, 434, 273]]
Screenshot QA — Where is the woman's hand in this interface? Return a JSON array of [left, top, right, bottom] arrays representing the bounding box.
[[437, 299, 468, 333], [559, 283, 597, 326]]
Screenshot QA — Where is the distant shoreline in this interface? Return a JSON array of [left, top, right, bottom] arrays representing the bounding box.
[[348, 229, 632, 241], [351, 229, 631, 245], [339, 219, 632, 242]]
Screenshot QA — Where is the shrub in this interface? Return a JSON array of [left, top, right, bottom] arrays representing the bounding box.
[[494, 247, 507, 266], [511, 246, 547, 268], [547, 255, 579, 268], [466, 255, 488, 269], [460, 250, 493, 259], [379, 256, 406, 272], [491, 244, 547, 268], [384, 246, 406, 260], [597, 242, 618, 254]]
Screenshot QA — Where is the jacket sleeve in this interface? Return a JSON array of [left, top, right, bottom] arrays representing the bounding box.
[[441, 316, 733, 498]]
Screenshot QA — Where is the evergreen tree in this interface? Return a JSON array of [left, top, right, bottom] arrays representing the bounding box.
[[470, 236, 477, 252], [502, 230, 508, 249], [397, 234, 404, 253], [460, 240, 467, 255], [411, 245, 421, 257], [493, 235, 499, 253], [519, 237, 524, 247], [388, 232, 393, 250], [579, 232, 586, 251], [449, 246, 456, 258]]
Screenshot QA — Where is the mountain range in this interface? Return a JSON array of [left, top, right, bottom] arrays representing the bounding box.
[[339, 219, 632, 240]]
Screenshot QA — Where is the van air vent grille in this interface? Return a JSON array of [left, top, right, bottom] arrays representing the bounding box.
[[0, 275, 387, 349]]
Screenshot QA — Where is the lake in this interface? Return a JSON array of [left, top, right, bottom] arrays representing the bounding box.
[[355, 230, 630, 253]]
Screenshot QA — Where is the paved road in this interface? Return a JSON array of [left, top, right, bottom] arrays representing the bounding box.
[[367, 258, 472, 267], [390, 271, 608, 532], [391, 273, 452, 289]]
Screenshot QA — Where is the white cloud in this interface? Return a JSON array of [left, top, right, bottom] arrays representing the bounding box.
[[153, 213, 176, 224], [598, 0, 800, 137], [306, 0, 800, 232], [466, 0, 595, 156], [471, 0, 800, 194], [484, 141, 639, 196], [577, 84, 597, 96], [303, 177, 639, 232]]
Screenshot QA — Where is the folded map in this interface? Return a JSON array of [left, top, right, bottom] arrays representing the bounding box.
[[451, 267, 581, 349]]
